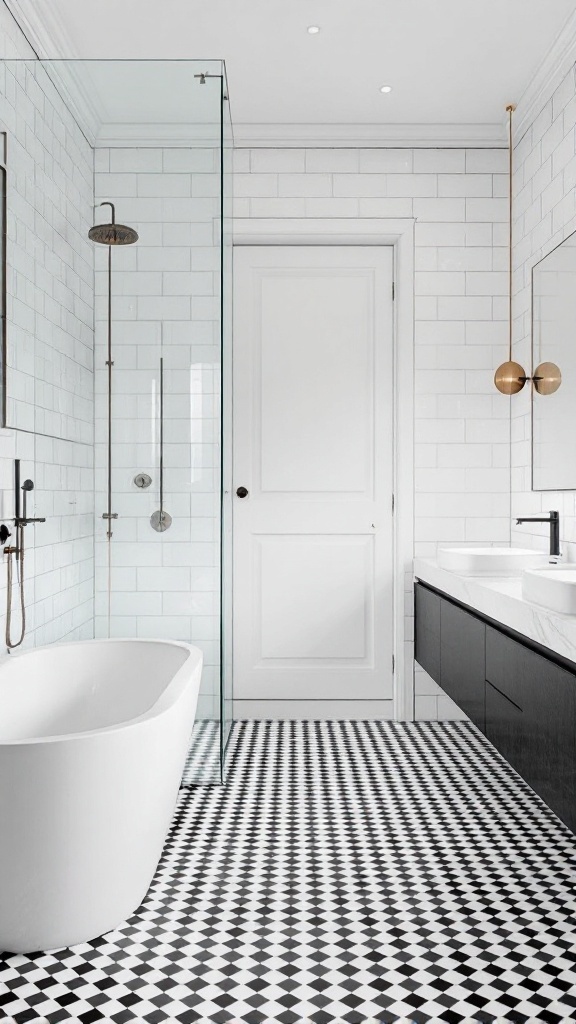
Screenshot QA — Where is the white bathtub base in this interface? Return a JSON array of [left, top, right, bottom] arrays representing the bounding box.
[[0, 639, 202, 954]]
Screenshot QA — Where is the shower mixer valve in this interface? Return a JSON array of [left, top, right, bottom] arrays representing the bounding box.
[[4, 461, 46, 650], [16, 479, 46, 528], [2, 466, 46, 554]]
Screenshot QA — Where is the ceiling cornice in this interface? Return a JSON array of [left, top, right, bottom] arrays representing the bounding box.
[[46, 62, 101, 145], [98, 123, 223, 147], [1, 1, 507, 150], [3, 0, 79, 58], [233, 122, 506, 149], [513, 8, 576, 143], [1, 0, 102, 144], [7, 0, 574, 151]]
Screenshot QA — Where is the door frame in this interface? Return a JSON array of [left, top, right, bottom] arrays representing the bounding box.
[[233, 218, 415, 721]]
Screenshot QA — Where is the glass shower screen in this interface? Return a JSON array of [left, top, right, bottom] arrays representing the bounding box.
[[40, 60, 231, 783]]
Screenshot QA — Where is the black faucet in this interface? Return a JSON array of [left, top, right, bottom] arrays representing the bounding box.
[[516, 510, 560, 557]]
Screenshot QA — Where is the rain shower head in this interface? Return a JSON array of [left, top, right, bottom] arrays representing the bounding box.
[[89, 223, 138, 245], [89, 201, 138, 245]]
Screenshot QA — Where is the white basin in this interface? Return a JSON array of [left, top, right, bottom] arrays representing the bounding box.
[[438, 546, 549, 577], [523, 564, 576, 614]]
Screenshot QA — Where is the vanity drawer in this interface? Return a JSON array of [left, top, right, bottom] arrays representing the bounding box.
[[485, 627, 526, 708], [485, 625, 576, 832], [414, 583, 441, 684], [440, 599, 485, 732], [485, 681, 525, 771]]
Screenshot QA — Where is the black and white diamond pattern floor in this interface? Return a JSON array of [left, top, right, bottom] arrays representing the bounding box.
[[2, 720, 576, 1023]]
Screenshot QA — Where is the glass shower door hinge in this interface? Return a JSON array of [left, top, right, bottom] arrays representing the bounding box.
[[102, 513, 118, 520]]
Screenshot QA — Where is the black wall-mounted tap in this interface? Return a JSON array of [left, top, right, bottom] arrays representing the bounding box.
[[516, 510, 560, 558], [4, 461, 45, 650]]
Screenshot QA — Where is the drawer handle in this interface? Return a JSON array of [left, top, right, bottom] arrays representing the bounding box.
[[486, 679, 523, 713]]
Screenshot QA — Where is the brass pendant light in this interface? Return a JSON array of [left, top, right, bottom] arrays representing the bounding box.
[[494, 358, 526, 395], [533, 360, 562, 395], [494, 104, 528, 395], [494, 104, 562, 396]]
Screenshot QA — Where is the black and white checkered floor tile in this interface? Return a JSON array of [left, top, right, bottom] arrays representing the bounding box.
[[2, 720, 576, 1024]]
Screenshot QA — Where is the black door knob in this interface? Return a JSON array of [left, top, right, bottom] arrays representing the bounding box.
[[236, 486, 249, 498]]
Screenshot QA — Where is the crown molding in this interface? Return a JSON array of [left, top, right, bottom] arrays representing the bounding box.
[[3, 0, 78, 59], [2, 2, 506, 150], [514, 9, 576, 143], [47, 62, 101, 145], [2, 2, 223, 147], [97, 123, 223, 148], [233, 122, 506, 149], [2, 0, 101, 144], [7, 0, 576, 152]]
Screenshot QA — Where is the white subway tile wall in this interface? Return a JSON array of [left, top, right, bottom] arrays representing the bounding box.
[[511, 64, 576, 560], [234, 147, 509, 720], [0, 9, 94, 652], [94, 148, 221, 720], [0, 0, 508, 724]]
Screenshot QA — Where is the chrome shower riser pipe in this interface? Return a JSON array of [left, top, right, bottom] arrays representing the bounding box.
[[102, 241, 117, 540], [90, 202, 138, 538]]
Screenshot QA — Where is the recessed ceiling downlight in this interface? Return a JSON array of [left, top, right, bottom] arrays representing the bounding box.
[[307, 25, 320, 34], [380, 84, 393, 93]]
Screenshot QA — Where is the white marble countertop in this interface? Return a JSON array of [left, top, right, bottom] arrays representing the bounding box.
[[414, 557, 576, 665]]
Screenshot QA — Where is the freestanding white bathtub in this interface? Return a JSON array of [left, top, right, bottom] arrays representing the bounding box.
[[0, 638, 202, 954]]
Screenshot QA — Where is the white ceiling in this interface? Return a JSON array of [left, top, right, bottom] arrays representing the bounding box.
[[9, 0, 576, 141]]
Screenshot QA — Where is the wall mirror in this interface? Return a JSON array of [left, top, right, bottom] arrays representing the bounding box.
[[532, 231, 575, 490], [0, 131, 5, 429]]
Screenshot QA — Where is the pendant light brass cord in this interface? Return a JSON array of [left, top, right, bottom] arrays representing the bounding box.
[[494, 102, 526, 395], [507, 103, 515, 363], [495, 104, 561, 395]]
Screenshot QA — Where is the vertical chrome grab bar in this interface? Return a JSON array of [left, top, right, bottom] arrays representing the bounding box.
[[150, 356, 171, 532], [159, 356, 164, 520]]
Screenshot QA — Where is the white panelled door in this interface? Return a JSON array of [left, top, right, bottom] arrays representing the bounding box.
[[233, 245, 394, 701]]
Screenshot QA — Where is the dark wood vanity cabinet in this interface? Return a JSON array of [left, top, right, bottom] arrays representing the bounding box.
[[414, 580, 576, 833]]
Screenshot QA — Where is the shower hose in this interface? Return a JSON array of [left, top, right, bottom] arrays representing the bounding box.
[[5, 525, 26, 649]]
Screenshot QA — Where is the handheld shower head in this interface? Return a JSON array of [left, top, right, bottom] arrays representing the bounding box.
[[89, 201, 138, 246], [21, 479, 34, 525]]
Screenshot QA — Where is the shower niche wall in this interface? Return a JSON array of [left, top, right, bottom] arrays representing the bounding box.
[[0, 59, 233, 783]]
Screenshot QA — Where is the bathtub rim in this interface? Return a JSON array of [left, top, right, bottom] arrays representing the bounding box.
[[0, 638, 203, 747]]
